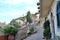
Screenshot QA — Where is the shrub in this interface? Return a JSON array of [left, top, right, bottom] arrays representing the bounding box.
[[29, 27, 34, 34], [4, 25, 17, 35], [43, 20, 51, 39]]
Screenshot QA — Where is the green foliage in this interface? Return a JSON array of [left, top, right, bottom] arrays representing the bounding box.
[[44, 20, 50, 29], [43, 28, 51, 39], [43, 20, 51, 39], [26, 11, 33, 23], [4, 25, 17, 35], [13, 22, 21, 28], [9, 19, 21, 28], [29, 27, 34, 34]]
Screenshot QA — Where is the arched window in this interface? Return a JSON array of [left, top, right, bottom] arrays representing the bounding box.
[[57, 1, 60, 28]]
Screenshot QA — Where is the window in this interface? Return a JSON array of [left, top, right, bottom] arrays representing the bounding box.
[[57, 1, 60, 28]]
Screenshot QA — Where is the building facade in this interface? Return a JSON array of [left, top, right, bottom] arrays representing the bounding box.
[[38, 0, 60, 40], [52, 0, 60, 38]]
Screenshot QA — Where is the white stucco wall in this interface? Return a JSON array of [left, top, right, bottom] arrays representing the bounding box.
[[51, 0, 60, 36]]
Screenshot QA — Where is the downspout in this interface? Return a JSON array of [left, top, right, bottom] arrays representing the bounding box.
[[51, 13, 55, 40]]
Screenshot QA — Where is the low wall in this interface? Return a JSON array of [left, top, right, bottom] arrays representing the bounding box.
[[0, 35, 8, 40]]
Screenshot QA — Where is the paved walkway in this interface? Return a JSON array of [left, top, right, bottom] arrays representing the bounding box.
[[24, 24, 44, 40]]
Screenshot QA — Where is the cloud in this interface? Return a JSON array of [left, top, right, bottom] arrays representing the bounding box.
[[0, 10, 26, 23], [0, 0, 38, 23], [0, 10, 26, 17], [0, 6, 38, 17], [0, 0, 38, 5], [4, 0, 23, 4], [25, 6, 38, 13]]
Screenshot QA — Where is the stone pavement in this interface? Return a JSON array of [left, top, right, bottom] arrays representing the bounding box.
[[24, 24, 44, 40]]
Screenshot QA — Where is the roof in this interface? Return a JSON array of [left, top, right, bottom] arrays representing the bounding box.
[[0, 22, 6, 27], [40, 0, 54, 18]]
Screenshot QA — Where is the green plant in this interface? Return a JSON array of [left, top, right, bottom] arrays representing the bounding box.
[[43, 20, 51, 40], [29, 27, 34, 34], [4, 25, 17, 35], [26, 11, 33, 23], [9, 19, 21, 28]]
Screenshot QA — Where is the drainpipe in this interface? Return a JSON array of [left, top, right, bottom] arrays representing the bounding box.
[[51, 13, 55, 40]]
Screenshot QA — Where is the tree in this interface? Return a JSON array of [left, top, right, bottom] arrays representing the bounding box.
[[26, 11, 33, 23], [43, 20, 51, 40], [4, 25, 17, 35]]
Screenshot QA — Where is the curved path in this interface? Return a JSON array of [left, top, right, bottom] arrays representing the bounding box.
[[24, 24, 44, 40]]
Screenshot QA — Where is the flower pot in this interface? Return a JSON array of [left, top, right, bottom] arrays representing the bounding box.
[[8, 35, 15, 40]]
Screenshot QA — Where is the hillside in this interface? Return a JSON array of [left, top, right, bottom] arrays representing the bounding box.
[[9, 12, 39, 27]]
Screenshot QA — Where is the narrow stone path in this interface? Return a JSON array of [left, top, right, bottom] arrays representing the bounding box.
[[24, 24, 44, 40]]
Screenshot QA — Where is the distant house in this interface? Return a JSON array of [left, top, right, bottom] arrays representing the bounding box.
[[16, 19, 24, 24], [32, 13, 40, 23], [0, 22, 6, 28]]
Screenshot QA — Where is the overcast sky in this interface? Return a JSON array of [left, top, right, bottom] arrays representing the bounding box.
[[0, 0, 38, 24]]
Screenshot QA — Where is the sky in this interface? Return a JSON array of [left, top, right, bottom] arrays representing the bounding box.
[[0, 0, 39, 24]]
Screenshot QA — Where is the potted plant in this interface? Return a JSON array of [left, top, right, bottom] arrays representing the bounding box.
[[43, 20, 51, 40], [4, 25, 17, 40]]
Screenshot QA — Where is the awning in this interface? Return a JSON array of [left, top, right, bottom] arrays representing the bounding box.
[[40, 0, 54, 18]]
